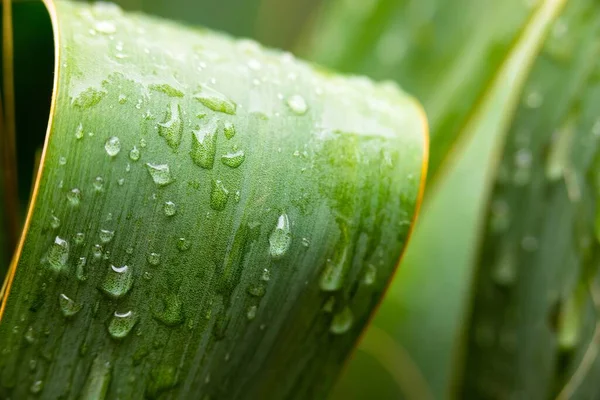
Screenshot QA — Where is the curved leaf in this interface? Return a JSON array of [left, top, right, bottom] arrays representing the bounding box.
[[0, 1, 427, 399]]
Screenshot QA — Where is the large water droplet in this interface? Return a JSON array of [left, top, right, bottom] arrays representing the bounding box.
[[107, 310, 138, 339], [330, 306, 353, 334], [149, 83, 184, 98], [163, 201, 176, 217], [105, 136, 121, 157], [210, 179, 229, 211], [223, 121, 236, 139], [269, 213, 291, 259], [193, 85, 236, 114], [190, 119, 218, 169], [158, 102, 183, 149], [153, 294, 184, 326], [100, 265, 133, 299], [59, 293, 82, 317], [221, 150, 246, 168], [99, 229, 115, 243], [286, 94, 308, 115], [146, 163, 174, 186], [47, 236, 69, 272]]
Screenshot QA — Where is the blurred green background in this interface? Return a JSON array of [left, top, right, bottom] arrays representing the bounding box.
[[73, 0, 600, 399]]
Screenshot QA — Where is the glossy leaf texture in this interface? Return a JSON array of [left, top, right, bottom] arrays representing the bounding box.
[[0, 1, 427, 399], [303, 0, 571, 398], [461, 0, 600, 397], [300, 0, 540, 183]]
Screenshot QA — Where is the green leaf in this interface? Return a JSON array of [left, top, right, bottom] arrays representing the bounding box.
[[0, 1, 426, 399]]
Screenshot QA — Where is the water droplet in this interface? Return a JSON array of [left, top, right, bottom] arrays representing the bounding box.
[[158, 102, 183, 149], [146, 163, 174, 186], [190, 119, 218, 169], [75, 123, 84, 139], [59, 156, 67, 165], [286, 94, 308, 115], [94, 20, 116, 34], [144, 271, 153, 280], [221, 150, 246, 168], [163, 201, 176, 216], [99, 229, 115, 243], [330, 306, 353, 334], [59, 293, 82, 317], [525, 91, 543, 109], [261, 268, 270, 281], [269, 213, 291, 259], [210, 179, 229, 211], [105, 136, 121, 157], [100, 265, 133, 299], [492, 245, 517, 287], [301, 237, 310, 248], [193, 85, 236, 114], [323, 297, 335, 313], [246, 305, 257, 320], [153, 294, 184, 326], [73, 87, 106, 109], [118, 94, 127, 104], [140, 138, 147, 148], [247, 284, 265, 297], [25, 326, 35, 344], [147, 252, 161, 266], [107, 310, 138, 339], [117, 178, 125, 186], [47, 236, 69, 272], [93, 176, 105, 192], [67, 188, 82, 206], [50, 215, 61, 229], [234, 190, 241, 203], [92, 244, 103, 260], [223, 121, 236, 139], [149, 83, 184, 98], [320, 221, 350, 291], [129, 146, 140, 161], [176, 238, 191, 251], [30, 380, 43, 394], [76, 257, 87, 281], [363, 264, 376, 285]]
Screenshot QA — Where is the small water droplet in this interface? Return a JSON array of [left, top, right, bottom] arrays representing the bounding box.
[[301, 237, 310, 248], [190, 119, 218, 169], [99, 229, 115, 243], [140, 138, 147, 148], [223, 121, 236, 139], [117, 178, 125, 186], [67, 188, 82, 206], [92, 244, 103, 260], [25, 326, 35, 344], [100, 265, 133, 299], [146, 163, 174, 186], [93, 176, 105, 192], [221, 150, 246, 168], [319, 221, 350, 291], [330, 306, 353, 334], [363, 264, 376, 285], [269, 213, 291, 259], [105, 136, 121, 157], [30, 380, 43, 394], [261, 268, 270, 281], [76, 257, 87, 281], [286, 94, 308, 115], [323, 297, 335, 313], [118, 94, 127, 104], [163, 201, 176, 217], [59, 156, 67, 165], [176, 238, 191, 251], [193, 85, 236, 114], [59, 293, 82, 317], [73, 87, 106, 109], [50, 215, 61, 229], [210, 179, 229, 211], [158, 102, 183, 149], [94, 20, 116, 34], [129, 146, 140, 161], [47, 236, 69, 272], [75, 123, 84, 139], [147, 252, 161, 266], [107, 310, 138, 339], [153, 294, 185, 326], [144, 271, 153, 280], [247, 284, 265, 297], [246, 305, 257, 320]]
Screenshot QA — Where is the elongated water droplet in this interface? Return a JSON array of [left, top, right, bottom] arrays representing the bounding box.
[[223, 121, 236, 139], [210, 179, 229, 211], [149, 83, 184, 98], [77, 257, 87, 281], [25, 326, 36, 344], [75, 123, 84, 139], [81, 356, 111, 399], [320, 221, 350, 291], [193, 85, 236, 114], [147, 252, 160, 266], [190, 119, 218, 169], [107, 310, 138, 339], [286, 94, 308, 115], [50, 215, 60, 229], [59, 293, 82, 317], [146, 163, 174, 186], [163, 201, 176, 217], [153, 294, 184, 326], [99, 229, 115, 243], [330, 306, 353, 334], [100, 265, 133, 299], [221, 150, 245, 168], [129, 146, 140, 161], [363, 264, 376, 285], [47, 236, 69, 272], [269, 213, 291, 259], [246, 305, 257, 320], [158, 102, 183, 149], [105, 136, 121, 157]]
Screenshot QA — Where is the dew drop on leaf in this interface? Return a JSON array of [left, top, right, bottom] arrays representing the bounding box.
[[47, 236, 69, 272], [163, 201, 176, 216], [286, 94, 308, 115], [129, 146, 140, 161], [158, 102, 183, 149], [193, 85, 236, 114], [107, 310, 138, 340], [105, 136, 121, 157], [100, 265, 134, 299], [59, 293, 82, 318], [330, 306, 353, 335], [190, 119, 218, 169], [67, 188, 81, 207], [269, 213, 291, 259], [147, 252, 161, 266], [210, 179, 229, 211], [223, 121, 236, 139], [146, 163, 174, 186], [221, 150, 246, 168], [99, 229, 115, 243], [246, 305, 257, 320]]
